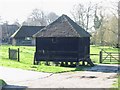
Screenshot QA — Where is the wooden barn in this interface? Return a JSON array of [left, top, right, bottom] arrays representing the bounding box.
[[11, 26, 45, 46], [33, 14, 94, 66]]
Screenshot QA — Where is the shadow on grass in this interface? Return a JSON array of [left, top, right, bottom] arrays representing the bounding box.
[[102, 62, 120, 64], [84, 64, 119, 73], [69, 64, 119, 73], [54, 65, 92, 73]]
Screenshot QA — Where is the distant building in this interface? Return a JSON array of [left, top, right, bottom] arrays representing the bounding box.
[[1, 24, 19, 44], [11, 26, 45, 46]]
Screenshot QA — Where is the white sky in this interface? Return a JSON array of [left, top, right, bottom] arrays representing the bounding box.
[[0, 0, 118, 24]]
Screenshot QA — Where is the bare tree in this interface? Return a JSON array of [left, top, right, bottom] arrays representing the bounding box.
[[93, 4, 105, 45], [93, 5, 104, 30], [0, 16, 3, 24], [31, 9, 47, 26], [0, 17, 2, 44], [13, 19, 21, 27], [22, 18, 32, 26], [47, 12, 59, 24], [106, 16, 118, 46], [108, 1, 119, 47], [118, 1, 120, 47], [73, 1, 119, 46], [71, 2, 94, 31], [93, 1, 119, 46], [108, 1, 118, 19], [22, 9, 47, 26]]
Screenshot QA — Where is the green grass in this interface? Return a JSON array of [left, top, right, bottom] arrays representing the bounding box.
[[0, 45, 79, 73], [0, 45, 119, 73]]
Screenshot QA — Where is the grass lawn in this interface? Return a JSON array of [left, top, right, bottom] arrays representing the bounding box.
[[0, 45, 81, 73], [0, 45, 119, 73]]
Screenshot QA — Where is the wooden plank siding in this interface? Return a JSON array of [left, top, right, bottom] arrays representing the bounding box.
[[35, 37, 90, 62]]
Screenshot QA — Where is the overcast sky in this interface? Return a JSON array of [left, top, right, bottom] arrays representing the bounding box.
[[0, 0, 118, 24]]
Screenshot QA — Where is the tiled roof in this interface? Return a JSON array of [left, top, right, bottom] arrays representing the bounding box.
[[11, 26, 45, 38], [33, 14, 91, 37]]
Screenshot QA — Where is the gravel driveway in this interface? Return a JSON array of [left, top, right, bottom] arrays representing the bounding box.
[[0, 64, 118, 88]]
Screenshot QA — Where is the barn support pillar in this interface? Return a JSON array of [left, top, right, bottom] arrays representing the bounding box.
[[45, 61, 50, 66], [82, 60, 85, 66], [60, 62, 64, 66], [33, 53, 37, 65], [87, 59, 94, 66], [76, 61, 79, 67], [36, 61, 39, 65], [65, 62, 68, 66], [33, 59, 36, 65], [54, 61, 59, 66], [70, 62, 73, 66]]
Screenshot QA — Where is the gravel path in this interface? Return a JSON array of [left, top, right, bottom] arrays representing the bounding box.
[[0, 64, 118, 88]]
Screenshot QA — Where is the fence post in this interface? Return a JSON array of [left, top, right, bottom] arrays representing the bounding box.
[[110, 53, 111, 62], [8, 48, 10, 59], [99, 50, 102, 63], [18, 48, 20, 62]]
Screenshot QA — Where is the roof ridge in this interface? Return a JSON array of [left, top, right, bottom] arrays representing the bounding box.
[[22, 25, 45, 27], [10, 27, 20, 38], [63, 15, 80, 37]]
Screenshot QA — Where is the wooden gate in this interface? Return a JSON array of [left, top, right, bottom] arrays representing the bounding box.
[[99, 49, 119, 63]]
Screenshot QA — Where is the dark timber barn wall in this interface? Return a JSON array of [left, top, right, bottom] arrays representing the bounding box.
[[36, 37, 90, 58], [33, 14, 94, 66]]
